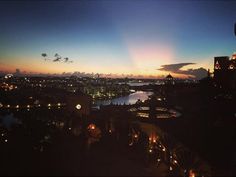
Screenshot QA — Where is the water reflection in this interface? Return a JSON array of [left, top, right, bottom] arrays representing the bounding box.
[[95, 91, 153, 106]]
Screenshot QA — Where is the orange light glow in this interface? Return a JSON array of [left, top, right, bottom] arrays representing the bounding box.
[[189, 170, 196, 177], [88, 124, 96, 130]]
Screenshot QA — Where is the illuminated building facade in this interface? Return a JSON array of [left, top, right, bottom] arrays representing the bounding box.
[[214, 53, 236, 89]]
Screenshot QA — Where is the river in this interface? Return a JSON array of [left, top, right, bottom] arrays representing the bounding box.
[[94, 91, 153, 106]]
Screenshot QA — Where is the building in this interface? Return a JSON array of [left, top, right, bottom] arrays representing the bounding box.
[[214, 53, 236, 89], [165, 74, 175, 85]]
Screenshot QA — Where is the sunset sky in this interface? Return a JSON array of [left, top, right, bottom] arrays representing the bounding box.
[[0, 0, 236, 78]]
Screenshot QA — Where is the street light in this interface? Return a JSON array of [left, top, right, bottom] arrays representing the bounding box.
[[76, 104, 81, 110]]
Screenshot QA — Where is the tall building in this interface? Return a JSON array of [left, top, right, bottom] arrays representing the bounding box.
[[214, 54, 236, 89]]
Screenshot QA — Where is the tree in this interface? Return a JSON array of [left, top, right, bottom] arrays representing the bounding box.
[[41, 53, 48, 60]]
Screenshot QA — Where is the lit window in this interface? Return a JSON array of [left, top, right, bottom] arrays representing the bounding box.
[[215, 61, 221, 69]]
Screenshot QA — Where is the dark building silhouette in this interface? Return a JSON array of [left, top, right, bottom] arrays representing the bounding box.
[[214, 53, 236, 89], [165, 74, 175, 85]]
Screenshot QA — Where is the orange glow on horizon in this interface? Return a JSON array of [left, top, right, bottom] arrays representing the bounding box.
[[0, 54, 212, 79], [0, 64, 207, 79]]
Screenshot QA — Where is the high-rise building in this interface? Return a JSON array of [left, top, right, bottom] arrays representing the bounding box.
[[214, 54, 236, 89]]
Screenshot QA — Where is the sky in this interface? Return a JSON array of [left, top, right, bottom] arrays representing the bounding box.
[[0, 0, 236, 79]]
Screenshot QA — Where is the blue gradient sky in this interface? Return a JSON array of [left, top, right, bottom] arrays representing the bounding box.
[[0, 0, 236, 77]]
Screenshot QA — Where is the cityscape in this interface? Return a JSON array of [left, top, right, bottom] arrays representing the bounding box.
[[0, 0, 236, 176]]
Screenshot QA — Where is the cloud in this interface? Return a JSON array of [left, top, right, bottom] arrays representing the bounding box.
[[158, 63, 207, 79], [159, 63, 195, 72]]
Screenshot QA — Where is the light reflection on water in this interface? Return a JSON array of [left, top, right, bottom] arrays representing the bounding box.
[[95, 91, 153, 106]]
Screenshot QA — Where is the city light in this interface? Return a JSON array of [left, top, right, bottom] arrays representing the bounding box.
[[76, 104, 81, 110], [0, 1, 232, 176], [4, 74, 13, 79], [189, 170, 196, 177], [137, 112, 149, 118], [88, 124, 96, 130]]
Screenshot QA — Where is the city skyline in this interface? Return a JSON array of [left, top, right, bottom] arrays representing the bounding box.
[[1, 0, 236, 79]]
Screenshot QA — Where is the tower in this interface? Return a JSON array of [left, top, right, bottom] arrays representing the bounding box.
[[214, 56, 236, 89]]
